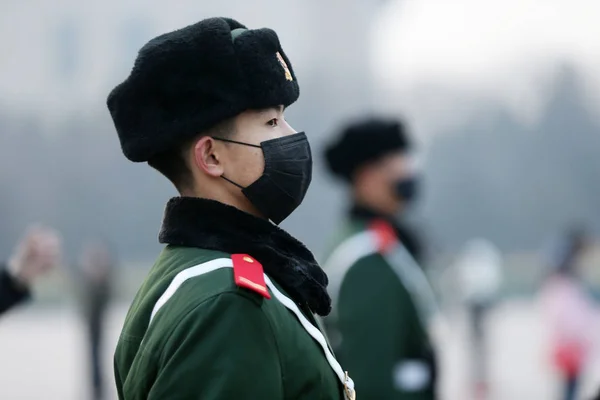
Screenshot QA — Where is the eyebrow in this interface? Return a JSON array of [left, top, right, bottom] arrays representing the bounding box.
[[259, 105, 284, 115]]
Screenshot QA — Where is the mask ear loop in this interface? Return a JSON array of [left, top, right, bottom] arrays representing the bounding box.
[[211, 137, 261, 188], [212, 137, 261, 149], [221, 175, 245, 189]]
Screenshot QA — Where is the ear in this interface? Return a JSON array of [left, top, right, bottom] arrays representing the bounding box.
[[192, 136, 224, 178]]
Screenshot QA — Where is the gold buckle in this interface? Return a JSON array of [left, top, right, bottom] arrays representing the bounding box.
[[344, 371, 356, 400]]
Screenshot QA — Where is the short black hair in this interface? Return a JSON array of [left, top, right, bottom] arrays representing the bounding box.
[[148, 118, 236, 192], [147, 147, 192, 191]]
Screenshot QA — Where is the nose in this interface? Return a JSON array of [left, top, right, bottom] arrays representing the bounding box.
[[282, 119, 297, 136]]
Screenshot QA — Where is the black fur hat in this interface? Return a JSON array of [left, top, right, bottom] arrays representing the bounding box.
[[325, 118, 411, 181], [107, 17, 299, 162]]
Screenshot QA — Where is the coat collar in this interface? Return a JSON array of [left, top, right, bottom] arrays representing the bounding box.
[[349, 203, 424, 263], [159, 197, 331, 316]]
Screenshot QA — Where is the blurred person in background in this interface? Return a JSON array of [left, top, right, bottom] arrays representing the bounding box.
[[0, 226, 61, 315], [75, 239, 115, 400], [322, 118, 438, 399], [106, 17, 354, 400], [454, 238, 503, 400], [541, 226, 598, 400]]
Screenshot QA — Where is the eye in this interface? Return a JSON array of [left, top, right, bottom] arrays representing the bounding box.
[[267, 118, 278, 127]]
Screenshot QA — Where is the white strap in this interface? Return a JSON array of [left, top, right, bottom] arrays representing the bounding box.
[[263, 274, 353, 391], [323, 231, 378, 313], [384, 245, 439, 322], [149, 258, 233, 324], [324, 229, 438, 325], [147, 258, 353, 391]]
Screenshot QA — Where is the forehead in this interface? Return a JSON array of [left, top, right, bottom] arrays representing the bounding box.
[[357, 152, 412, 181], [373, 152, 411, 171]]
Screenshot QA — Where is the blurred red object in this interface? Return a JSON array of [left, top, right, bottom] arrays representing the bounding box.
[[553, 342, 585, 377]]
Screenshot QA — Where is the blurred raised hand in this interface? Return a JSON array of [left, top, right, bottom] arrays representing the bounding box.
[[7, 226, 62, 287]]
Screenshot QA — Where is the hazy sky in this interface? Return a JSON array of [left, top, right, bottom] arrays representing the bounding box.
[[2, 0, 598, 133], [0, 0, 311, 119], [372, 0, 600, 135]]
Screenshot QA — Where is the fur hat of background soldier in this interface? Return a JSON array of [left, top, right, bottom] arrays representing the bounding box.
[[324, 118, 411, 182], [107, 17, 299, 162]]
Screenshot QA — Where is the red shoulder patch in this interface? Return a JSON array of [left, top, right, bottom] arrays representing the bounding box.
[[231, 254, 271, 299], [369, 220, 398, 253]]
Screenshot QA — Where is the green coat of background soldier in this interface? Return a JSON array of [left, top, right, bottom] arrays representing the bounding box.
[[106, 17, 355, 400], [322, 119, 439, 399]]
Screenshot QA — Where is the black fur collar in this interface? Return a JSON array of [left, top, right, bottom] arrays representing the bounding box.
[[159, 197, 331, 316]]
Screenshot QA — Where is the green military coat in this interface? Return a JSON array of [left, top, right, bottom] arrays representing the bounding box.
[[322, 213, 437, 400], [114, 197, 352, 400]]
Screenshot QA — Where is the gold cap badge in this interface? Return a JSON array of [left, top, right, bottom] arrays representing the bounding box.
[[276, 52, 293, 82]]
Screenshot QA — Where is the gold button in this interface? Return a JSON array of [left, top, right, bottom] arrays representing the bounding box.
[[243, 256, 254, 263]]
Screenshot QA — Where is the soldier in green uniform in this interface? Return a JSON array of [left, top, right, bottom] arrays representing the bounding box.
[[322, 118, 438, 399], [106, 17, 355, 400]]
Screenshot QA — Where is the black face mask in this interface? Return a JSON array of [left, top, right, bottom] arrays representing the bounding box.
[[394, 176, 419, 204], [213, 132, 313, 224]]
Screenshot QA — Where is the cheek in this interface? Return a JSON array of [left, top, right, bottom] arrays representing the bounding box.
[[235, 148, 265, 185], [383, 161, 409, 183], [372, 170, 398, 198], [362, 170, 387, 192]]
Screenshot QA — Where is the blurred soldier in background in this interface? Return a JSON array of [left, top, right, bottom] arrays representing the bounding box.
[[541, 226, 598, 400], [322, 118, 438, 399], [76, 239, 115, 400], [454, 238, 503, 400], [0, 226, 61, 315]]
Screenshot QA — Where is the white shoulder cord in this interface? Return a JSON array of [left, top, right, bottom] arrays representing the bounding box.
[[323, 231, 378, 315], [263, 275, 354, 393], [148, 259, 354, 396], [324, 229, 439, 326]]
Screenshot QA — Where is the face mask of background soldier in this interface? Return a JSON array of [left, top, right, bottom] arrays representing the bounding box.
[[322, 118, 437, 400], [107, 17, 354, 400]]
